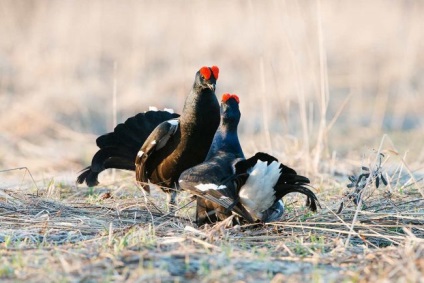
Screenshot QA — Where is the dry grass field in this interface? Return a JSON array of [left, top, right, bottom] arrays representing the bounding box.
[[1, 1, 423, 282]]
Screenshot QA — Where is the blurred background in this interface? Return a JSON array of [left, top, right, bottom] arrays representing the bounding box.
[[0, 0, 423, 182]]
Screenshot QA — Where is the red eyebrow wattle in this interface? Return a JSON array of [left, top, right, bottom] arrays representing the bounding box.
[[211, 66, 219, 80], [200, 67, 211, 80], [222, 93, 231, 102], [221, 93, 239, 104], [231, 94, 240, 103]]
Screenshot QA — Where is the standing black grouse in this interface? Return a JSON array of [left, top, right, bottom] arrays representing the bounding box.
[[77, 109, 179, 187], [134, 66, 220, 203], [77, 66, 220, 204], [179, 94, 319, 226]]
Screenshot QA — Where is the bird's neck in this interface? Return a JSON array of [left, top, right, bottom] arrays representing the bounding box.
[[179, 88, 220, 131], [206, 125, 244, 160]]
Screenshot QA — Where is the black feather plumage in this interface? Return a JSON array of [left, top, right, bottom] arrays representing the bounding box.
[[179, 95, 320, 226], [77, 110, 178, 186]]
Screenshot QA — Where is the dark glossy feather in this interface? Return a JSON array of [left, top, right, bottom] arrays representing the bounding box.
[[77, 110, 178, 186]]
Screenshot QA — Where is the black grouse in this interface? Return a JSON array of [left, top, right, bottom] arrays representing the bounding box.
[[77, 66, 220, 204], [77, 109, 179, 187], [134, 66, 220, 204], [179, 94, 319, 226]]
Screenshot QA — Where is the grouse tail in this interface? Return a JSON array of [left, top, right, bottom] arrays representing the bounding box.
[[274, 173, 319, 212], [77, 110, 179, 186]]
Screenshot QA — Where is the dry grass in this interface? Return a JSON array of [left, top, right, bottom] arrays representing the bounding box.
[[1, 0, 424, 282], [0, 172, 423, 282]]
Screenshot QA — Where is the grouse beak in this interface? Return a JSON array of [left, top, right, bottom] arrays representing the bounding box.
[[206, 83, 216, 91]]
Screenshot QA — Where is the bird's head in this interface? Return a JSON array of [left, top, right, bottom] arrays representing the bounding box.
[[220, 93, 241, 126], [194, 66, 219, 91]]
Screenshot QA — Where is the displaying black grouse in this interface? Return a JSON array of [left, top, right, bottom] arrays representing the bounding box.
[[77, 109, 179, 187], [179, 94, 319, 226], [134, 66, 220, 204], [77, 66, 220, 204]]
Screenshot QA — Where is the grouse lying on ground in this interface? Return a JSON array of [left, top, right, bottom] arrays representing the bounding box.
[[77, 66, 221, 204], [179, 94, 319, 226]]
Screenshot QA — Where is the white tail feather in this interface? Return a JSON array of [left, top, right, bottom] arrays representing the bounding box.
[[239, 160, 281, 220]]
